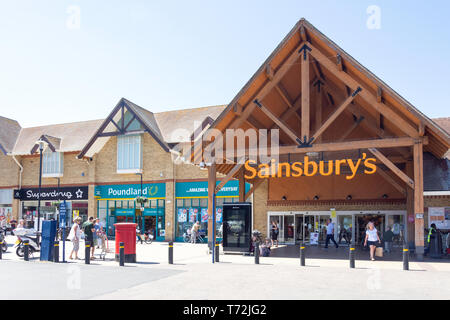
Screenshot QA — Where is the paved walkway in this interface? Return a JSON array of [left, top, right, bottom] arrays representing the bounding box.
[[1, 235, 450, 299]]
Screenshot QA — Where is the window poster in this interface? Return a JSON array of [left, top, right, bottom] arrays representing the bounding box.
[[201, 208, 208, 222], [428, 207, 450, 229], [189, 208, 197, 223], [216, 207, 223, 223], [177, 208, 187, 223]]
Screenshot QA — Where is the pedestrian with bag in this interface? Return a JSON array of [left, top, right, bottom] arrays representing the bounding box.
[[324, 219, 339, 249], [270, 221, 279, 247], [68, 217, 82, 260], [82, 216, 96, 259], [364, 221, 381, 261]]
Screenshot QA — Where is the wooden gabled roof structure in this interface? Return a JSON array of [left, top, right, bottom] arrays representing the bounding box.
[[192, 18, 449, 181]]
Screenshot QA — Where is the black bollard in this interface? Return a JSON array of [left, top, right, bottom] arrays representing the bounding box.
[[168, 241, 173, 264], [300, 245, 306, 266], [254, 242, 260, 264], [215, 242, 220, 263], [0, 240, 3, 260], [85, 241, 90, 264], [119, 242, 125, 266], [349, 245, 355, 268], [403, 244, 409, 271], [53, 241, 59, 263], [24, 240, 29, 261]]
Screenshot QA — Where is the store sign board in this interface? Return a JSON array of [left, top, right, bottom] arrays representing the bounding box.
[[176, 181, 250, 198], [428, 207, 450, 229], [113, 209, 135, 216], [143, 208, 164, 216], [244, 154, 377, 180], [14, 186, 88, 201], [94, 183, 165, 199]]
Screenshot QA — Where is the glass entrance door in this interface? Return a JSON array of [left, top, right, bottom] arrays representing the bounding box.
[[295, 214, 304, 244], [283, 215, 295, 244], [337, 215, 352, 245]]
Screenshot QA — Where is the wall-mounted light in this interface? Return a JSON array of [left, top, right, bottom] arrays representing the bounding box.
[[282, 196, 287, 201], [382, 194, 388, 199], [313, 195, 319, 200], [346, 195, 352, 200]]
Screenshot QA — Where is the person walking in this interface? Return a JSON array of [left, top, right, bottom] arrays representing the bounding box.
[[324, 219, 339, 249], [383, 226, 394, 254], [94, 218, 101, 249], [425, 223, 437, 256], [190, 221, 200, 244], [270, 221, 279, 247], [68, 217, 82, 260], [82, 216, 96, 259], [364, 221, 381, 261]]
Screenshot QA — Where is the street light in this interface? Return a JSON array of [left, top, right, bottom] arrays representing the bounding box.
[[36, 139, 48, 243]]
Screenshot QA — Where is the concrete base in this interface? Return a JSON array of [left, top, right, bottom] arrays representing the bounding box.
[[115, 254, 136, 263]]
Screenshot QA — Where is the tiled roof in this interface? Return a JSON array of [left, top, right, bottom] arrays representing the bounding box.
[[0, 116, 21, 154], [11, 119, 104, 155], [432, 117, 450, 135]]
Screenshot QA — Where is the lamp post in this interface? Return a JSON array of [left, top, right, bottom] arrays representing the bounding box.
[[135, 173, 144, 229], [36, 139, 48, 244]]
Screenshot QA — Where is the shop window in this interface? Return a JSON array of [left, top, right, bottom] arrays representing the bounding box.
[[192, 199, 200, 207], [176, 199, 184, 207], [98, 201, 107, 208], [158, 199, 164, 207], [200, 198, 208, 207], [117, 134, 142, 173], [151, 200, 157, 208], [42, 150, 63, 177]]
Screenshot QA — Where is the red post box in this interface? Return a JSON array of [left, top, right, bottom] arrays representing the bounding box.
[[114, 223, 137, 263]]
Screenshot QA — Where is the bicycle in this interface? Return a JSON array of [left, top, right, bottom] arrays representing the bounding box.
[[136, 232, 154, 244], [183, 229, 204, 243]]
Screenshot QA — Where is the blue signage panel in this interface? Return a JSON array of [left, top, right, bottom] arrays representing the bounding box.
[[59, 201, 67, 228], [94, 183, 166, 199], [175, 180, 250, 198]]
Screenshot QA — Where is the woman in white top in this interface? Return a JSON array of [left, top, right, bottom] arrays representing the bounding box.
[[68, 217, 82, 260], [364, 222, 381, 261]]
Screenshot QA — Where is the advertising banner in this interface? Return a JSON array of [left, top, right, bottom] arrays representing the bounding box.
[[428, 207, 450, 229], [216, 207, 223, 223], [201, 208, 209, 222], [177, 208, 187, 223], [189, 208, 198, 223]]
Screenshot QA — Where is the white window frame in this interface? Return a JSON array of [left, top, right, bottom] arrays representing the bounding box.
[[42, 150, 64, 177], [117, 134, 143, 174]]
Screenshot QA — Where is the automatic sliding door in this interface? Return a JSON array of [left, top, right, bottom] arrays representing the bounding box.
[[283, 215, 294, 244]]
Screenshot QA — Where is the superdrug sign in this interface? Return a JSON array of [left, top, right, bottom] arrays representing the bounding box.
[[14, 186, 89, 201]]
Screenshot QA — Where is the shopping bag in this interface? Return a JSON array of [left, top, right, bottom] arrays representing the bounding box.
[[375, 247, 383, 257]]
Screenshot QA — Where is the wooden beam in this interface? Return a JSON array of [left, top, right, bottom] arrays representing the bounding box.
[[207, 163, 217, 245], [376, 166, 406, 196], [301, 44, 310, 140], [336, 54, 343, 71], [413, 140, 424, 257], [215, 162, 244, 194], [234, 137, 427, 157], [368, 148, 414, 189], [239, 167, 246, 202], [275, 84, 294, 109], [307, 42, 419, 138], [377, 87, 382, 103], [315, 86, 323, 143], [254, 100, 301, 144], [311, 87, 361, 143], [338, 116, 364, 142], [233, 103, 243, 116]]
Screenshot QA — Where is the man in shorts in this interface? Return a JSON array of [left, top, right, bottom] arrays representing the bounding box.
[[82, 216, 96, 259]]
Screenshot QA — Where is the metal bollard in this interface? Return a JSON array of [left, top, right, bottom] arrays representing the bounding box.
[[300, 245, 306, 266], [254, 242, 260, 264], [0, 241, 3, 260], [85, 241, 90, 264], [168, 241, 173, 264], [53, 241, 59, 263], [24, 240, 29, 261], [119, 242, 125, 266], [403, 244, 409, 271], [349, 245, 355, 268], [215, 242, 220, 263]]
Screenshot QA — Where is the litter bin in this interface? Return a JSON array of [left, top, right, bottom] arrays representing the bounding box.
[[40, 220, 57, 261], [114, 223, 137, 263]]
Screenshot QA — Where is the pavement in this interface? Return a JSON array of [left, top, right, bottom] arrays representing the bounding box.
[[1, 235, 450, 300]]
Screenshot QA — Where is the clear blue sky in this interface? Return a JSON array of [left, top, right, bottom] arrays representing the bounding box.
[[0, 0, 449, 127]]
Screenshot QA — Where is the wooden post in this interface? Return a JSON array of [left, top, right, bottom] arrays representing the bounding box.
[[413, 140, 424, 260], [315, 87, 322, 143], [239, 168, 245, 202], [301, 46, 310, 141], [405, 160, 415, 244], [207, 163, 217, 249]]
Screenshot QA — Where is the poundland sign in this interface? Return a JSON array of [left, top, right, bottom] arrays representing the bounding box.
[[94, 183, 165, 199]]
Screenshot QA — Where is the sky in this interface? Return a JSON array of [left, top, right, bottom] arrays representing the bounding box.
[[0, 0, 449, 128]]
